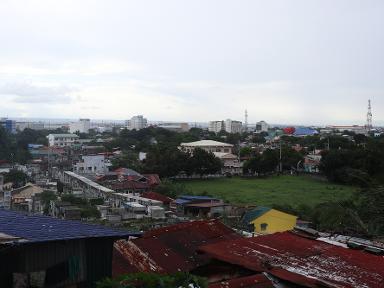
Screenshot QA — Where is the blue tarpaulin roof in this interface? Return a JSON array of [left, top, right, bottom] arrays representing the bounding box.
[[294, 127, 318, 136], [174, 199, 192, 205], [0, 209, 138, 243]]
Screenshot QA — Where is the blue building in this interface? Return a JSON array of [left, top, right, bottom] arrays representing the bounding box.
[[0, 118, 16, 134]]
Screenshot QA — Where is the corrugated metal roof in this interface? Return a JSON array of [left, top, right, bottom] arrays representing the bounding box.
[[199, 232, 384, 288], [0, 209, 136, 243], [114, 220, 241, 274], [141, 192, 173, 204], [208, 274, 274, 288]]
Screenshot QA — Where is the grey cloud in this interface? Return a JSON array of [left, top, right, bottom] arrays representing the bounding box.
[[0, 82, 73, 103]]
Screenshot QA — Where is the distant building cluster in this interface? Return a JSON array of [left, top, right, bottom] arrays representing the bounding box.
[[209, 119, 243, 134], [69, 118, 91, 134]]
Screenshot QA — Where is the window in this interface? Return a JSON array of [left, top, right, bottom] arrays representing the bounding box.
[[260, 223, 268, 231], [224, 149, 229, 153]]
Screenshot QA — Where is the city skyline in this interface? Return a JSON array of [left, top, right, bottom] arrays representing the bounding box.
[[1, 0, 383, 125]]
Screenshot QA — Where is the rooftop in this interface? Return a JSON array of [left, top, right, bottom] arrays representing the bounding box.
[[180, 140, 233, 147], [199, 231, 384, 288], [0, 209, 136, 243], [64, 171, 115, 193], [48, 134, 79, 138], [114, 220, 241, 273]]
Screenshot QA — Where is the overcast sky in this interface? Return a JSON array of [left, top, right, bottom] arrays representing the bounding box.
[[0, 0, 383, 125]]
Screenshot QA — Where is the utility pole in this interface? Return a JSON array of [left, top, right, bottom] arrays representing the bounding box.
[[279, 139, 282, 173]]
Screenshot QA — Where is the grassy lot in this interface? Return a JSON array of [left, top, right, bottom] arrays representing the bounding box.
[[180, 175, 358, 208]]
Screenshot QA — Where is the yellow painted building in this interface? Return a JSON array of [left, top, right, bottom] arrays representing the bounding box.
[[243, 207, 297, 234]]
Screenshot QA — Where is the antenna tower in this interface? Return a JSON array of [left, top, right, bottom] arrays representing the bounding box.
[[244, 109, 248, 132], [366, 99, 373, 131]]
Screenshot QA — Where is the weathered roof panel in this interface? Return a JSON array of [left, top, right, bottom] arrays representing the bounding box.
[[199, 232, 384, 288], [0, 209, 136, 243], [114, 220, 241, 274]]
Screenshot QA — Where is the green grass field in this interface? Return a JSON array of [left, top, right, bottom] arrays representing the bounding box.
[[180, 175, 357, 208]]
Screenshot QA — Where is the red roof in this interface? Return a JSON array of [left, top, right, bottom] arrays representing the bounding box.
[[143, 174, 161, 186], [141, 191, 173, 205], [199, 232, 384, 288], [113, 220, 241, 274], [209, 274, 274, 288], [186, 202, 227, 208], [112, 180, 151, 191]]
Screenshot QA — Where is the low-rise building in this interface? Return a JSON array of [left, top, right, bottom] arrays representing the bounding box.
[[73, 155, 110, 174], [180, 140, 233, 154], [304, 152, 322, 173], [171, 195, 231, 218], [213, 152, 242, 174], [242, 207, 298, 234], [47, 134, 79, 147]]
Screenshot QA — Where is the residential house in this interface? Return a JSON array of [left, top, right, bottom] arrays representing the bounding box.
[[47, 134, 79, 147], [304, 152, 322, 173], [179, 140, 241, 174], [171, 195, 231, 218], [73, 155, 111, 175], [242, 207, 297, 234]]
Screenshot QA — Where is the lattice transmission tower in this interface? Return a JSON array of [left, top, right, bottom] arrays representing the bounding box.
[[366, 99, 373, 131]]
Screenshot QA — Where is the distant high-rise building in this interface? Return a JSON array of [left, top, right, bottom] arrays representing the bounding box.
[[256, 121, 269, 133], [0, 118, 16, 134], [209, 121, 225, 133], [69, 119, 91, 134], [126, 115, 147, 130], [209, 119, 243, 134]]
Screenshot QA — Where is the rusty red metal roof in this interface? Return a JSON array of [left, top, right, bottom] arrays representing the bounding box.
[[142, 174, 161, 186], [141, 191, 173, 205], [113, 220, 241, 274], [208, 274, 274, 288], [199, 232, 384, 288], [186, 202, 228, 208]]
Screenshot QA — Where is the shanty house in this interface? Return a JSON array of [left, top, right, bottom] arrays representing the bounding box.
[[171, 195, 230, 218], [0, 209, 136, 288], [242, 207, 297, 234]]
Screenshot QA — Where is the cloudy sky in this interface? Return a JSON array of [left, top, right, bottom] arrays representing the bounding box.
[[1, 0, 383, 125]]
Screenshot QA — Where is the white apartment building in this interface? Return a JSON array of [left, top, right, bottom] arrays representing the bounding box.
[[225, 119, 243, 133], [256, 121, 269, 133], [156, 122, 190, 132], [69, 119, 91, 134], [209, 119, 243, 134], [47, 134, 79, 147], [73, 155, 110, 174], [209, 121, 225, 133], [126, 115, 147, 130]]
